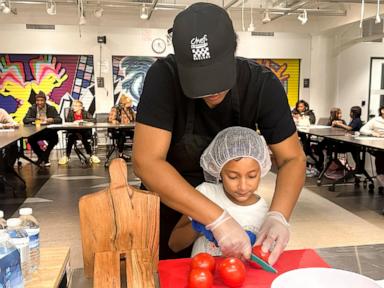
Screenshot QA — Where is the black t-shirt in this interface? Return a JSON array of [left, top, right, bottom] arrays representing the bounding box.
[[137, 55, 295, 145], [349, 118, 363, 131]]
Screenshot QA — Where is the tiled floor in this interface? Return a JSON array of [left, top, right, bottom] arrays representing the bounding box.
[[1, 150, 383, 286]]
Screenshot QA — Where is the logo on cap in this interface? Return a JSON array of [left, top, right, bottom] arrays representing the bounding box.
[[191, 34, 211, 61]]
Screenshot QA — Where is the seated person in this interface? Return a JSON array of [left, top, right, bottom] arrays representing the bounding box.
[[292, 100, 316, 125], [360, 105, 384, 192], [327, 107, 346, 126], [0, 108, 19, 170], [0, 108, 18, 128], [108, 95, 135, 161], [58, 100, 100, 165], [323, 106, 362, 176], [168, 126, 276, 257], [23, 91, 62, 167], [332, 106, 362, 132], [315, 107, 347, 172]]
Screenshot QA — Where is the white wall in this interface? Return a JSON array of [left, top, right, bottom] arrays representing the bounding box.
[[309, 34, 338, 120], [0, 24, 311, 113], [335, 42, 384, 122]]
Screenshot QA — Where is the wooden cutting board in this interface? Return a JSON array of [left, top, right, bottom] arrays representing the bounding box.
[[79, 158, 159, 287]]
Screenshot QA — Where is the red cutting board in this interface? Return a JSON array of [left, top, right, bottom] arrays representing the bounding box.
[[158, 249, 330, 288]]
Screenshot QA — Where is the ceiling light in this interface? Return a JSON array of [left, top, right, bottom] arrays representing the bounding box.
[[298, 9, 308, 25], [79, 14, 86, 25], [94, 6, 103, 18], [0, 0, 11, 14], [262, 10, 271, 23], [140, 3, 148, 20], [247, 22, 255, 32], [46, 0, 56, 15]]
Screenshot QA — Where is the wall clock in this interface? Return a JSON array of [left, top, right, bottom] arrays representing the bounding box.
[[152, 38, 166, 54]]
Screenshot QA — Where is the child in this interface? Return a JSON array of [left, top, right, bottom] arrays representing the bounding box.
[[332, 106, 362, 132], [58, 100, 100, 165], [168, 126, 271, 256]]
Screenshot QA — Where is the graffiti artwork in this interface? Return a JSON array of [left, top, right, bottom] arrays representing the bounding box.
[[0, 54, 95, 123], [112, 56, 300, 109], [112, 56, 156, 110], [254, 59, 300, 107]]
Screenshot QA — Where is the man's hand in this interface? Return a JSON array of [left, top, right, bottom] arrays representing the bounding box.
[[255, 211, 290, 266]]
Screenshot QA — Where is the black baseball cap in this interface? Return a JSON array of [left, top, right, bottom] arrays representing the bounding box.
[[172, 2, 237, 98]]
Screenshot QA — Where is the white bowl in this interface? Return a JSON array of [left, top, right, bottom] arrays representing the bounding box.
[[271, 268, 380, 288]]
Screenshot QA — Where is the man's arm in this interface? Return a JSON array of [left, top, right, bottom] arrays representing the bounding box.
[[133, 122, 223, 225], [268, 132, 306, 220]]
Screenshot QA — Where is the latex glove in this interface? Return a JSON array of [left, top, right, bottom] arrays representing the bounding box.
[[206, 210, 251, 259], [255, 211, 290, 266], [191, 220, 257, 246]]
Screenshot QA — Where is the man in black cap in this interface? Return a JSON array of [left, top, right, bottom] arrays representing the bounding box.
[[133, 2, 305, 263]]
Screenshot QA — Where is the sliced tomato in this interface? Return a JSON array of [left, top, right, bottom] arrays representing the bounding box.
[[252, 245, 270, 263]]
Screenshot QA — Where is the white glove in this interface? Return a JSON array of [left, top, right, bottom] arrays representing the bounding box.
[[255, 211, 290, 265], [206, 210, 251, 259]]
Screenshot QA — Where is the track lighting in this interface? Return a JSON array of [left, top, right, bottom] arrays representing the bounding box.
[[79, 14, 86, 25], [46, 0, 56, 15], [247, 22, 255, 32], [262, 10, 271, 23], [0, 0, 11, 14], [140, 3, 148, 20], [298, 9, 308, 25], [94, 6, 103, 18]]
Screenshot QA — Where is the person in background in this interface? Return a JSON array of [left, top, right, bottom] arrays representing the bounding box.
[[58, 100, 100, 165], [169, 127, 272, 256], [108, 95, 135, 161], [360, 105, 384, 193], [332, 106, 362, 132], [133, 3, 305, 263], [0, 108, 19, 170], [327, 107, 346, 126], [292, 100, 316, 125], [23, 91, 62, 167], [0, 108, 18, 128]]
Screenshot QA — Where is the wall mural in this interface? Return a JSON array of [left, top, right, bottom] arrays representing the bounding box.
[[112, 56, 156, 110], [112, 56, 300, 109], [0, 54, 95, 123], [254, 59, 300, 107]]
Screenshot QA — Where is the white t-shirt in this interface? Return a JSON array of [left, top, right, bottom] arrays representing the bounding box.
[[191, 182, 269, 257]]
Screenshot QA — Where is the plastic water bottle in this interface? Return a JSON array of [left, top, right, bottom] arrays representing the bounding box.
[[0, 230, 24, 288], [19, 208, 40, 272], [0, 210, 6, 230], [6, 218, 31, 282]]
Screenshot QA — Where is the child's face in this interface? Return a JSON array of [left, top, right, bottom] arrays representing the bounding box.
[[220, 158, 261, 206]]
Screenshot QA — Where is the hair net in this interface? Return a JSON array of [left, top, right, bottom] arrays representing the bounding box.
[[200, 126, 271, 183]]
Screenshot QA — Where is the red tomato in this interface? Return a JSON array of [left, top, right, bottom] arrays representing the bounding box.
[[217, 257, 246, 287], [191, 253, 216, 273], [188, 268, 213, 288], [252, 245, 270, 263]]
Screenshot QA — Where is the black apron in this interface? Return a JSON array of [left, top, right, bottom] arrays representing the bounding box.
[[159, 87, 240, 259]]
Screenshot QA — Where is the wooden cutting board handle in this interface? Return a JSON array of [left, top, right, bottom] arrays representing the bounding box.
[[79, 158, 160, 280]]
